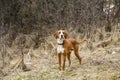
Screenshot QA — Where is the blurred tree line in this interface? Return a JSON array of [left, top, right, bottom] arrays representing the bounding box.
[[0, 0, 120, 39]]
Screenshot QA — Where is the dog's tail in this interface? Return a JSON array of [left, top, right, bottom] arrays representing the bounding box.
[[78, 39, 87, 44]]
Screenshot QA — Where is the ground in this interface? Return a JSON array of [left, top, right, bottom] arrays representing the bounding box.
[[2, 42, 120, 80]]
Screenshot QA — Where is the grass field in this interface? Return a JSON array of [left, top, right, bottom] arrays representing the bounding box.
[[2, 34, 120, 80], [0, 27, 119, 80]]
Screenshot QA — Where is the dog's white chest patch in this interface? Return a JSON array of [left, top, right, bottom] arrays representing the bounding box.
[[57, 45, 64, 54]]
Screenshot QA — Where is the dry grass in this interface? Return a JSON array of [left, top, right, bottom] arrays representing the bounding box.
[[1, 28, 120, 80], [3, 44, 120, 80]]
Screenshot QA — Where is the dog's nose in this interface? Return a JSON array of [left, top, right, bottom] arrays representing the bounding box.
[[61, 35, 64, 38]]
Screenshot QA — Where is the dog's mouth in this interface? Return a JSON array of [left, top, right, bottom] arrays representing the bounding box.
[[60, 37, 65, 40]]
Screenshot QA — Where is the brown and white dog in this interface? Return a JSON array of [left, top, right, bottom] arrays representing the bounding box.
[[54, 30, 86, 70]]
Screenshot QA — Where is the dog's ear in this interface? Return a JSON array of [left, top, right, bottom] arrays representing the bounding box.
[[63, 31, 68, 39], [54, 31, 58, 39]]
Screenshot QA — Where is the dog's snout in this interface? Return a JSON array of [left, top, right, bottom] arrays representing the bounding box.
[[61, 35, 64, 38]]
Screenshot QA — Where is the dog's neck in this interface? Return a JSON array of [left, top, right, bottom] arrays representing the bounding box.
[[57, 38, 64, 45], [57, 38, 65, 54]]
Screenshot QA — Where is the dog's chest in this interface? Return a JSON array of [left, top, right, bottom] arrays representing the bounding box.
[[57, 45, 64, 54]]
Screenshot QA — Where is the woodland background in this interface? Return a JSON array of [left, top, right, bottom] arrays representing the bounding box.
[[0, 0, 120, 80]]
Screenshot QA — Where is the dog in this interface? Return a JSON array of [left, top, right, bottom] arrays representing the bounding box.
[[54, 30, 86, 70]]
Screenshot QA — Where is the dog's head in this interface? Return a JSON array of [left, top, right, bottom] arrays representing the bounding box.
[[54, 30, 68, 39]]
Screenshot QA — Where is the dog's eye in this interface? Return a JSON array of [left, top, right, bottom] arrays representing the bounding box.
[[59, 32, 61, 34]]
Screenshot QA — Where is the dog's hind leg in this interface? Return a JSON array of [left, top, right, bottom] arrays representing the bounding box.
[[74, 46, 82, 64]]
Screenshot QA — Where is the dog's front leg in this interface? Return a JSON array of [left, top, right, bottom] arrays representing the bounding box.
[[58, 53, 61, 70], [62, 53, 66, 70]]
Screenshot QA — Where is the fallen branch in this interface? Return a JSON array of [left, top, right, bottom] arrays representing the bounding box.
[[12, 56, 22, 70]]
